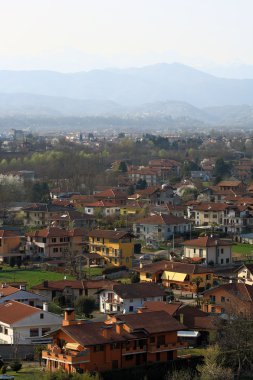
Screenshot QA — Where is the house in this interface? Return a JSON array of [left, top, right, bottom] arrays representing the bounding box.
[[84, 201, 121, 217], [216, 180, 244, 191], [183, 236, 233, 266], [202, 283, 253, 317], [22, 203, 75, 227], [141, 301, 217, 346], [128, 168, 159, 186], [42, 308, 186, 374], [89, 229, 134, 268], [26, 227, 86, 259], [132, 185, 180, 206], [188, 203, 228, 226], [0, 283, 46, 307], [99, 282, 165, 313], [133, 213, 191, 244], [94, 188, 128, 205], [148, 158, 181, 177], [136, 260, 214, 292], [236, 264, 253, 285], [0, 301, 62, 344], [31, 279, 115, 305], [0, 229, 22, 263], [49, 210, 95, 229]]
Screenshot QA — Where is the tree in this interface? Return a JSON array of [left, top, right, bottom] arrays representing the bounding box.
[[30, 182, 50, 202], [74, 296, 96, 317], [197, 345, 233, 380], [34, 344, 46, 366], [136, 179, 147, 190], [10, 360, 22, 372], [214, 158, 231, 178], [118, 161, 127, 172], [9, 256, 16, 268], [218, 317, 253, 377], [130, 272, 140, 283]]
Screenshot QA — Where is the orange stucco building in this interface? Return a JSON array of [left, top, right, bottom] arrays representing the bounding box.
[[42, 308, 186, 374], [0, 229, 21, 263]]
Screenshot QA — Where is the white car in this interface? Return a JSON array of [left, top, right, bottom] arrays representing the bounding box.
[[139, 254, 151, 260]]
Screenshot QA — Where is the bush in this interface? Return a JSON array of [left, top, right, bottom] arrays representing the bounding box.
[[10, 360, 22, 372], [103, 266, 127, 275], [0, 365, 7, 374]]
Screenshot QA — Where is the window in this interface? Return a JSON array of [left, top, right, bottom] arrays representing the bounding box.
[[42, 328, 50, 335], [0, 326, 2, 333], [157, 335, 165, 346], [150, 336, 155, 343], [129, 299, 133, 303], [40, 313, 44, 319], [204, 213, 208, 218], [211, 307, 216, 313], [4, 328, 8, 335], [110, 342, 120, 349], [221, 248, 224, 254], [94, 344, 104, 352], [226, 258, 230, 263], [51, 238, 56, 243], [221, 296, 225, 303], [30, 328, 39, 337], [146, 273, 152, 279], [221, 259, 224, 264], [53, 248, 58, 253]]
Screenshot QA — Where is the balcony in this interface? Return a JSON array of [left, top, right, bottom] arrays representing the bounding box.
[[122, 345, 147, 355], [148, 342, 187, 353], [42, 345, 90, 364]]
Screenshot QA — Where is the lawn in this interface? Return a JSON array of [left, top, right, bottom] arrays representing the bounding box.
[[0, 268, 74, 288], [232, 243, 253, 256], [3, 364, 42, 380]]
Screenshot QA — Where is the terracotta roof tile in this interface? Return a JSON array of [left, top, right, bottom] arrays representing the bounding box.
[[0, 301, 40, 324]]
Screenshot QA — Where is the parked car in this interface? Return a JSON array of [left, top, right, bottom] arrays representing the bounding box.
[[139, 254, 152, 260]]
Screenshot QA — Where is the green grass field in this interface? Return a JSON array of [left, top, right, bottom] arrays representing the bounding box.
[[232, 243, 253, 256], [0, 268, 74, 288], [0, 265, 103, 289]]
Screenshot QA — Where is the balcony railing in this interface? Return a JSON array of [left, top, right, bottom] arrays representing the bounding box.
[[148, 342, 187, 353], [122, 345, 147, 355], [42, 345, 90, 364]]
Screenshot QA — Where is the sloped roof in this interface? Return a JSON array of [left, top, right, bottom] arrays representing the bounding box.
[[0, 301, 39, 324], [135, 213, 190, 225], [136, 260, 212, 275], [203, 283, 253, 302], [62, 321, 135, 346], [117, 311, 185, 333], [184, 236, 233, 248], [89, 229, 132, 239], [113, 282, 165, 299]]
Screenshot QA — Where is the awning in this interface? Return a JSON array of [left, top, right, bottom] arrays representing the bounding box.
[[161, 271, 187, 282], [65, 343, 82, 351], [177, 331, 200, 338]]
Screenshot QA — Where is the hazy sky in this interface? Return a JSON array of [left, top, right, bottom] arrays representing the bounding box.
[[0, 0, 252, 73]]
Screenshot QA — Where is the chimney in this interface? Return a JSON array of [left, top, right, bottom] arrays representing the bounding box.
[[43, 302, 48, 312], [179, 313, 184, 325], [139, 261, 143, 269], [101, 325, 112, 338], [115, 321, 124, 334], [62, 308, 75, 326]]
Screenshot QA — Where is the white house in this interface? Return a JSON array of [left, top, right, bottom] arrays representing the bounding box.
[[236, 264, 253, 285], [133, 213, 191, 244], [0, 283, 46, 307], [0, 301, 62, 344], [184, 236, 233, 266], [99, 282, 165, 313]]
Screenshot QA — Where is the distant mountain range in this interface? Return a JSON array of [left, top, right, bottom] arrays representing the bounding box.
[[0, 63, 253, 127]]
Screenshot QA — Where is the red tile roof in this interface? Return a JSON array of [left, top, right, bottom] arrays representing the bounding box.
[[184, 236, 233, 248], [89, 229, 132, 239], [135, 213, 190, 225], [0, 301, 40, 324]]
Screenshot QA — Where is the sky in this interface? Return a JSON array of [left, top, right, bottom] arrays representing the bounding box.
[[0, 0, 253, 75]]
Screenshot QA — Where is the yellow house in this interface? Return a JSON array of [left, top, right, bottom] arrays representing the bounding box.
[[119, 201, 145, 216], [136, 260, 214, 293], [89, 229, 134, 268]]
